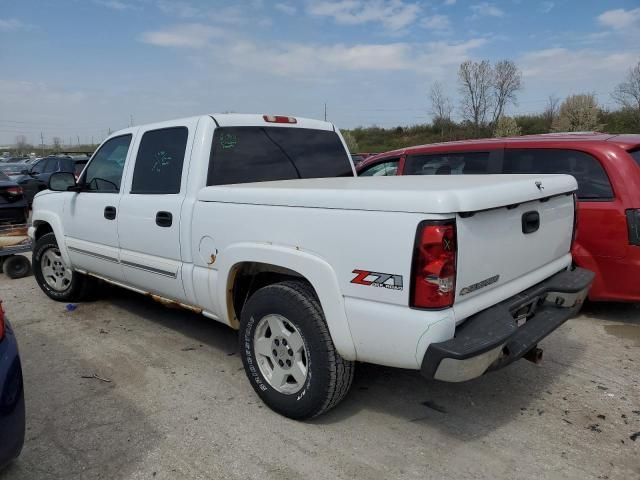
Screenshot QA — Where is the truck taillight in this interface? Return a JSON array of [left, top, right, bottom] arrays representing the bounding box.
[[410, 221, 457, 309], [627, 209, 640, 245], [263, 115, 297, 124]]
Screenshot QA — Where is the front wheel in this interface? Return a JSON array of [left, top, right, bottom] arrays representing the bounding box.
[[33, 232, 94, 301], [239, 280, 354, 419]]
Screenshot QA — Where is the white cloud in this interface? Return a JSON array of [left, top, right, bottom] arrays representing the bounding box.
[[156, 0, 201, 18], [444, 0, 456, 5], [275, 3, 297, 15], [0, 18, 32, 32], [93, 0, 136, 11], [308, 0, 421, 30], [539, 2, 554, 14], [421, 14, 450, 31], [597, 8, 640, 30], [139, 24, 225, 48], [469, 2, 504, 18], [520, 47, 639, 98]]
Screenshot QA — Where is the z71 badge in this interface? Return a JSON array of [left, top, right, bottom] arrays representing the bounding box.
[[351, 270, 403, 291]]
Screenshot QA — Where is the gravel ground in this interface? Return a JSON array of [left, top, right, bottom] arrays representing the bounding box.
[[0, 268, 638, 480]]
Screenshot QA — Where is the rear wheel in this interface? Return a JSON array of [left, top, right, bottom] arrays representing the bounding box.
[[33, 232, 94, 301], [239, 280, 354, 419]]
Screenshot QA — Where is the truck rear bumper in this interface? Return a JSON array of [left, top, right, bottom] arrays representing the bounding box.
[[421, 267, 594, 382]]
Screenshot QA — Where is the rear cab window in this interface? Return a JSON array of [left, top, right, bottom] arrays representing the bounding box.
[[504, 149, 614, 200], [207, 127, 352, 186]]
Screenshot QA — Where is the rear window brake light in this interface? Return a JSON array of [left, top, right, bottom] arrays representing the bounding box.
[[263, 115, 297, 124]]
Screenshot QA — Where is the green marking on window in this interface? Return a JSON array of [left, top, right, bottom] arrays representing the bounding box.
[[220, 133, 238, 150]]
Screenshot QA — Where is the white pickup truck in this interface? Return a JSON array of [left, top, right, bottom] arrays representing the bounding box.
[[30, 114, 593, 419]]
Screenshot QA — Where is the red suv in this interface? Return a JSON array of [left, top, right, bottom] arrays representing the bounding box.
[[357, 133, 640, 302]]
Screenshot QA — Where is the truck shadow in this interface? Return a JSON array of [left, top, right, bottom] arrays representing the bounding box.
[[99, 286, 586, 440], [312, 329, 584, 437]]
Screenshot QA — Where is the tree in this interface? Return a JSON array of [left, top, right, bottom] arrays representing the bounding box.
[[429, 81, 453, 122], [542, 95, 560, 131], [15, 135, 27, 155], [458, 60, 493, 131], [493, 116, 521, 137], [552, 94, 601, 132], [491, 60, 522, 124], [342, 131, 359, 152], [52, 137, 61, 152], [612, 61, 640, 113]]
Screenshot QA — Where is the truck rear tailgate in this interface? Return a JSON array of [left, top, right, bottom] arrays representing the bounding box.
[[454, 192, 575, 322]]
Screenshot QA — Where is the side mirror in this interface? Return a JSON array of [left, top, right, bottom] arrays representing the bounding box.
[[49, 172, 78, 192], [20, 169, 29, 175]]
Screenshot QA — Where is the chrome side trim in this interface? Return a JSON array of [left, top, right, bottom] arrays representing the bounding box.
[[121, 260, 177, 278], [67, 246, 118, 263]]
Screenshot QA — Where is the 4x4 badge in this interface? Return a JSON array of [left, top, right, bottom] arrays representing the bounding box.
[[351, 270, 403, 291]]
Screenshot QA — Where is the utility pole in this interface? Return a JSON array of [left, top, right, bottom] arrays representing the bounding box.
[[40, 132, 44, 156], [77, 135, 80, 146], [129, 115, 134, 127], [324, 103, 327, 121]]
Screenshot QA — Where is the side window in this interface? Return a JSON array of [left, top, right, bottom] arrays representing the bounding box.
[[83, 134, 132, 192], [404, 152, 491, 175], [43, 158, 59, 173], [358, 159, 399, 177], [503, 149, 614, 200], [31, 159, 46, 174], [131, 127, 188, 194]]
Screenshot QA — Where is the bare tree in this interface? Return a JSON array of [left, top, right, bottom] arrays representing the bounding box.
[[429, 81, 453, 122], [15, 135, 27, 155], [458, 60, 493, 131], [612, 61, 640, 113], [543, 95, 560, 131], [552, 93, 601, 132], [491, 60, 523, 124], [52, 137, 62, 152]]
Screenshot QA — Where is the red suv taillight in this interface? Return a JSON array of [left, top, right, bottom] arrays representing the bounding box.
[[410, 221, 457, 309], [627, 209, 640, 246], [0, 301, 5, 341], [571, 193, 579, 249]]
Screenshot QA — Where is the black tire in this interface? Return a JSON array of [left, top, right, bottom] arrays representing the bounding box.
[[3, 255, 31, 279], [239, 280, 354, 419], [33, 232, 94, 301]]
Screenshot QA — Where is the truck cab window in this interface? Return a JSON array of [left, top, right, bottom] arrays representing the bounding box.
[[131, 127, 188, 194], [83, 134, 132, 192]]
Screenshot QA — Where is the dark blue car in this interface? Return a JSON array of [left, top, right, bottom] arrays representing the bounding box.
[[0, 301, 25, 470]]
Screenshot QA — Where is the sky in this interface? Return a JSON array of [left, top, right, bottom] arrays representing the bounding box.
[[1, 0, 639, 146]]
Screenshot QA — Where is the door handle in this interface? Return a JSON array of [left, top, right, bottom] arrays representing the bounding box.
[[522, 211, 540, 234], [104, 206, 117, 220], [156, 211, 173, 227]]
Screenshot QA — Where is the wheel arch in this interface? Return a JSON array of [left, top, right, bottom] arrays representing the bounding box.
[[31, 212, 71, 265], [218, 243, 357, 361]]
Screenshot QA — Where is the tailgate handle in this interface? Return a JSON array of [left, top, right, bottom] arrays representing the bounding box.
[[522, 211, 540, 234]]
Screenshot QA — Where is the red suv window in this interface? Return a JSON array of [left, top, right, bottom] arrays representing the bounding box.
[[504, 149, 614, 200], [404, 152, 492, 175]]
